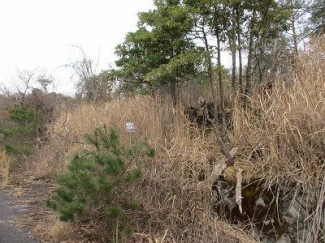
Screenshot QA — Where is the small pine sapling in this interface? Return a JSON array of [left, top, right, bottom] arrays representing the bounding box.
[[47, 126, 155, 236]]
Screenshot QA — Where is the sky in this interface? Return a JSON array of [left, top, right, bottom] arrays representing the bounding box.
[[0, 0, 154, 95]]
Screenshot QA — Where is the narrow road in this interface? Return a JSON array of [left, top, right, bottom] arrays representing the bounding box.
[[0, 188, 40, 243]]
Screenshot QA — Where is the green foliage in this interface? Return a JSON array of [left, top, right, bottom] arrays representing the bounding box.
[[144, 49, 205, 83], [310, 0, 325, 33], [113, 0, 202, 94], [47, 126, 155, 234], [0, 104, 41, 155], [112, 0, 294, 98]]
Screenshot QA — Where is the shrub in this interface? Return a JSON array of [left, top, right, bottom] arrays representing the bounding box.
[[1, 104, 41, 155], [47, 126, 155, 235]]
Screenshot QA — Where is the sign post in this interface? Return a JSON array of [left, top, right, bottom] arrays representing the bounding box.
[[126, 122, 135, 143]]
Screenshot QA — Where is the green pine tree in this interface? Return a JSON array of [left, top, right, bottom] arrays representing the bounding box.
[[47, 126, 155, 235], [1, 104, 41, 155]]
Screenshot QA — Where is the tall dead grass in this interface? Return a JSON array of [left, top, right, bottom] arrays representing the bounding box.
[[229, 37, 325, 242], [31, 96, 253, 242], [0, 150, 10, 186], [231, 36, 325, 186], [31, 36, 324, 243]]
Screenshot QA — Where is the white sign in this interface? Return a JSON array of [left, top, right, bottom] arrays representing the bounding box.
[[126, 122, 135, 133]]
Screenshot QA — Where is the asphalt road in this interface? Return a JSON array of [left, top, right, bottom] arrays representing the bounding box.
[[0, 188, 40, 243]]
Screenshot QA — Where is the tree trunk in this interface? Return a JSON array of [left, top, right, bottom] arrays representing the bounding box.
[[257, 3, 272, 84], [270, 38, 279, 78], [196, 16, 222, 136], [216, 30, 226, 128], [202, 28, 217, 108], [231, 8, 237, 92], [245, 10, 256, 98], [236, 6, 243, 93], [201, 20, 231, 157], [292, 13, 298, 55], [207, 54, 217, 109], [170, 79, 177, 109]]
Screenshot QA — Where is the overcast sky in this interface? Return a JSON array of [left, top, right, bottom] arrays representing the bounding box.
[[0, 0, 154, 95]]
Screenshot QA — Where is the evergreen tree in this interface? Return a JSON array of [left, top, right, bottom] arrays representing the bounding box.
[[114, 0, 204, 106], [0, 104, 41, 155], [47, 126, 155, 235], [310, 0, 325, 33]]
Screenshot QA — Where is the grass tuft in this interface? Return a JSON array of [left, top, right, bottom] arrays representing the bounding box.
[[0, 150, 10, 186]]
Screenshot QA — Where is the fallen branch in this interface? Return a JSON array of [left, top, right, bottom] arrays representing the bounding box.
[[236, 168, 244, 214], [210, 147, 238, 184]]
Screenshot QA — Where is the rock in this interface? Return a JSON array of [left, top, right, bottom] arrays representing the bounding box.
[[276, 234, 292, 243], [211, 178, 324, 242], [256, 197, 266, 207]]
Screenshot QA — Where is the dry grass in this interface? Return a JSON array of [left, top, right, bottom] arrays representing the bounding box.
[[51, 220, 74, 243], [29, 37, 325, 242], [30, 96, 252, 242], [0, 150, 10, 186], [231, 36, 325, 186], [229, 37, 325, 242]]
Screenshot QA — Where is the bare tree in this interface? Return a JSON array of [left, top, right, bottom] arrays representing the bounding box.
[[0, 84, 11, 97], [64, 46, 112, 102], [12, 70, 36, 105], [36, 74, 54, 93]]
